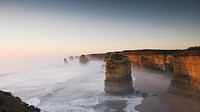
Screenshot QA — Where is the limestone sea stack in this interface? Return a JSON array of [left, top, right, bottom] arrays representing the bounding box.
[[64, 58, 68, 63], [79, 55, 89, 64], [104, 53, 134, 94], [69, 56, 74, 60], [0, 90, 40, 112]]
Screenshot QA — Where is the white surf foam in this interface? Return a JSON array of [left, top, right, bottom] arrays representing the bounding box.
[[27, 97, 41, 107]]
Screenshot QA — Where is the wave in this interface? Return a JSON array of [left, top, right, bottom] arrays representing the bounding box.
[[0, 72, 17, 77], [27, 97, 41, 107]]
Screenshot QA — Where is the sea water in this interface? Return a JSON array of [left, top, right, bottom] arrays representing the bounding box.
[[0, 57, 142, 112]]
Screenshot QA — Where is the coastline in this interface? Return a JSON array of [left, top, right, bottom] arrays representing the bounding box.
[[132, 69, 200, 112]]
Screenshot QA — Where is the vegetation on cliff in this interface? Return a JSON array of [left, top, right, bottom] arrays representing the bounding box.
[[0, 90, 40, 112]]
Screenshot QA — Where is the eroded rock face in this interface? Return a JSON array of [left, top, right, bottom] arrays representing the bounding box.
[[122, 50, 182, 71], [79, 55, 89, 64], [0, 90, 40, 112], [168, 47, 200, 99], [104, 53, 133, 94]]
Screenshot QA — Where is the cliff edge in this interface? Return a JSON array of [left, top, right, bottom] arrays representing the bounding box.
[[0, 90, 40, 112]]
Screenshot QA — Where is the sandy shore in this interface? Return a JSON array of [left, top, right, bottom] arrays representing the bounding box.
[[133, 69, 200, 112]]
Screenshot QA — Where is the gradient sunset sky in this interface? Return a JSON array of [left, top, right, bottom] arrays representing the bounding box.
[[0, 0, 200, 57]]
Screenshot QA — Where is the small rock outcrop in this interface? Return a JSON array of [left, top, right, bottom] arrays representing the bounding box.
[[68, 56, 74, 60], [64, 58, 68, 63], [0, 90, 40, 112], [104, 53, 133, 94], [79, 55, 89, 64]]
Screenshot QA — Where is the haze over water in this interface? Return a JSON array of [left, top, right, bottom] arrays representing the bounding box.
[[0, 58, 145, 112]]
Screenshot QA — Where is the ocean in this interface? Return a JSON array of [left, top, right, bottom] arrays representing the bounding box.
[[0, 57, 142, 112]]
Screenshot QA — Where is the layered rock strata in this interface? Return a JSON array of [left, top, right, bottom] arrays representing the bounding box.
[[104, 53, 133, 94], [0, 90, 40, 112]]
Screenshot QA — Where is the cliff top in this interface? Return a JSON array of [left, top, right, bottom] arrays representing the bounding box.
[[177, 46, 200, 56], [87, 46, 199, 57], [122, 49, 183, 55]]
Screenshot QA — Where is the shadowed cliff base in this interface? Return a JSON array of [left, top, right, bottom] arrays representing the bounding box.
[[104, 80, 134, 95]]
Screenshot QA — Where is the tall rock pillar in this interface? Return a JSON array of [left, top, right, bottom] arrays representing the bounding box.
[[104, 53, 133, 94]]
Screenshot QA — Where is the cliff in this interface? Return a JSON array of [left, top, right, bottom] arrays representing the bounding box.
[[87, 53, 105, 60], [102, 50, 183, 71], [88, 46, 200, 98], [0, 90, 40, 112], [168, 46, 200, 99]]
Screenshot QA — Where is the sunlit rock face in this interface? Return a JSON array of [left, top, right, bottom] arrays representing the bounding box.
[[104, 53, 133, 95], [79, 55, 89, 64], [103, 50, 183, 71], [168, 47, 200, 99], [122, 50, 182, 71]]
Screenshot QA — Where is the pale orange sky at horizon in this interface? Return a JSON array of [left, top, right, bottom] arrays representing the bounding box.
[[1, 1, 200, 57]]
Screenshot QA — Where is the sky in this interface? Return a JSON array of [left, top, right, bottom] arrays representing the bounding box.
[[0, 0, 200, 57]]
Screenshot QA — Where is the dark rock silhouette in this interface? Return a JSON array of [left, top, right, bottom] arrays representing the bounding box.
[[68, 56, 74, 60], [79, 55, 89, 64], [0, 90, 40, 112], [64, 58, 68, 63], [104, 53, 134, 95]]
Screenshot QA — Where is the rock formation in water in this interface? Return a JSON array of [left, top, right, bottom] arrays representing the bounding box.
[[79, 55, 89, 64], [104, 53, 133, 94], [0, 90, 40, 112], [168, 46, 200, 99], [68, 56, 74, 60], [64, 58, 68, 63]]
